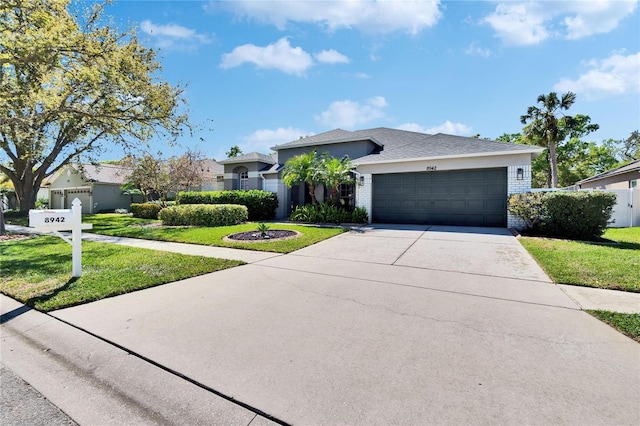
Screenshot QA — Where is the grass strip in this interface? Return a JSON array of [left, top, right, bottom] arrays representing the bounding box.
[[587, 310, 640, 343], [519, 227, 640, 293], [1, 235, 243, 311]]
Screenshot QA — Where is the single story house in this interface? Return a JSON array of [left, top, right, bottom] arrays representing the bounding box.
[[574, 159, 640, 190], [44, 163, 139, 213], [219, 127, 544, 228], [200, 159, 226, 192]]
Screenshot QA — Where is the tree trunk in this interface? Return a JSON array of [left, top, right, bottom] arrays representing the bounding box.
[[308, 182, 317, 205], [0, 205, 5, 236], [14, 180, 39, 214], [549, 141, 559, 188]]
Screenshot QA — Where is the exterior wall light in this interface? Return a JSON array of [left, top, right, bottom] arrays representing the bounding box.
[[359, 175, 365, 186], [517, 168, 524, 180]]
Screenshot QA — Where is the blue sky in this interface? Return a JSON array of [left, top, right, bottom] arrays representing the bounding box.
[[100, 0, 640, 161]]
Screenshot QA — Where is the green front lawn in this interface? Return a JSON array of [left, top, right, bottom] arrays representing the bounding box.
[[588, 310, 640, 342], [0, 235, 243, 311], [519, 227, 640, 292], [85, 214, 345, 253]]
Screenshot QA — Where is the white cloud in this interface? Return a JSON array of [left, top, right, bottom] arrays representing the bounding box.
[[314, 49, 350, 64], [397, 121, 472, 136], [220, 38, 349, 75], [464, 42, 492, 58], [481, 2, 549, 46], [563, 0, 638, 39], [354, 72, 372, 79], [315, 97, 388, 129], [482, 1, 638, 45], [554, 51, 640, 99], [220, 37, 313, 75], [243, 127, 310, 152], [140, 20, 210, 49], [209, 0, 442, 35]]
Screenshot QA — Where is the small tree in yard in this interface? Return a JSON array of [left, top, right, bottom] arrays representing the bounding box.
[[318, 154, 354, 205], [0, 0, 189, 213], [167, 149, 207, 194], [282, 151, 322, 205]]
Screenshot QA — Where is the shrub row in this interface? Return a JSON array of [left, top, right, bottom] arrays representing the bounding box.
[[289, 203, 369, 224], [158, 204, 248, 227], [178, 190, 277, 221], [130, 203, 161, 219], [508, 191, 617, 240]]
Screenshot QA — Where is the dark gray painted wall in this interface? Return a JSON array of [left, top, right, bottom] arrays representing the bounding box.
[[276, 140, 378, 164]]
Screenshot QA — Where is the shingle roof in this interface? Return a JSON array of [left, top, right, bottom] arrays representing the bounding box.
[[74, 164, 131, 184], [354, 133, 544, 165], [352, 127, 432, 150], [576, 159, 640, 184], [218, 152, 277, 165], [200, 159, 224, 176], [271, 129, 383, 150]]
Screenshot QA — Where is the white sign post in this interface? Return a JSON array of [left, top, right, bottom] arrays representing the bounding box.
[[29, 198, 92, 278]]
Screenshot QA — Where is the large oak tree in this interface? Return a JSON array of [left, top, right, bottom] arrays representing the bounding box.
[[0, 0, 189, 212]]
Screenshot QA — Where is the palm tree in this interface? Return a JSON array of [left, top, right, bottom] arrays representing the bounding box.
[[521, 91, 576, 188], [282, 151, 321, 204], [318, 154, 354, 205]]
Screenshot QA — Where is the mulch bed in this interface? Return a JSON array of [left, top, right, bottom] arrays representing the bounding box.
[[224, 230, 300, 243], [0, 233, 32, 242]]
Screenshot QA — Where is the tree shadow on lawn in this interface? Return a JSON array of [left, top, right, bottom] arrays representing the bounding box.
[[25, 277, 78, 309], [0, 238, 73, 277]]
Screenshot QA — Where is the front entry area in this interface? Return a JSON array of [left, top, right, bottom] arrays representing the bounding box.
[[372, 168, 507, 227]]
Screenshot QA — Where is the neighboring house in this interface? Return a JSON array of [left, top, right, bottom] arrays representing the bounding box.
[[574, 160, 640, 190], [220, 127, 543, 228], [199, 159, 225, 192], [43, 163, 138, 214]]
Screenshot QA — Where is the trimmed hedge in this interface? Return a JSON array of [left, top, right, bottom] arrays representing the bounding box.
[[289, 203, 369, 224], [508, 191, 617, 240], [177, 190, 277, 221], [130, 203, 161, 219], [158, 204, 248, 227]]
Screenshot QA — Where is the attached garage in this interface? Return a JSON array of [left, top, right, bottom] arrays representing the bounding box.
[[372, 168, 507, 227]]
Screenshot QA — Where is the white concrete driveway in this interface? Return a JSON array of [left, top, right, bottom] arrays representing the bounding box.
[[51, 225, 640, 425]]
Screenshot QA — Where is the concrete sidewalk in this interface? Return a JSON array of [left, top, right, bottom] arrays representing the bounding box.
[[5, 224, 639, 313]]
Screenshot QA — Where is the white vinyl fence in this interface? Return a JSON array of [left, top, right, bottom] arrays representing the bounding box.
[[531, 188, 640, 227]]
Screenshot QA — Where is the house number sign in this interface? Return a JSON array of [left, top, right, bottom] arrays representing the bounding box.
[[29, 209, 74, 228], [425, 166, 437, 171], [29, 198, 92, 277]]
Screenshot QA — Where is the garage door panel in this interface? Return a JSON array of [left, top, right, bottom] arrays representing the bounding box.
[[372, 168, 507, 227], [450, 199, 467, 210]]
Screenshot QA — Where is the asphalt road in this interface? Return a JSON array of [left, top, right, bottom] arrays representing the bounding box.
[[1, 364, 76, 426]]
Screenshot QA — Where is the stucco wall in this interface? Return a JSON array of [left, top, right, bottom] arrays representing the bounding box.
[[92, 184, 139, 213], [47, 168, 87, 189], [578, 171, 639, 189], [223, 163, 271, 190], [277, 140, 378, 165]]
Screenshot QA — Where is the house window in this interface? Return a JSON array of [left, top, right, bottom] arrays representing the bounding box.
[[339, 183, 355, 209], [239, 169, 248, 190]]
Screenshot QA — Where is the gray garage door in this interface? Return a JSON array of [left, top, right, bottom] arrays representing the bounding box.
[[372, 168, 507, 227]]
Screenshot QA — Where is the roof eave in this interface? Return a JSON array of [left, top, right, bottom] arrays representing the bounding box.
[[353, 148, 544, 167], [271, 135, 383, 151]]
